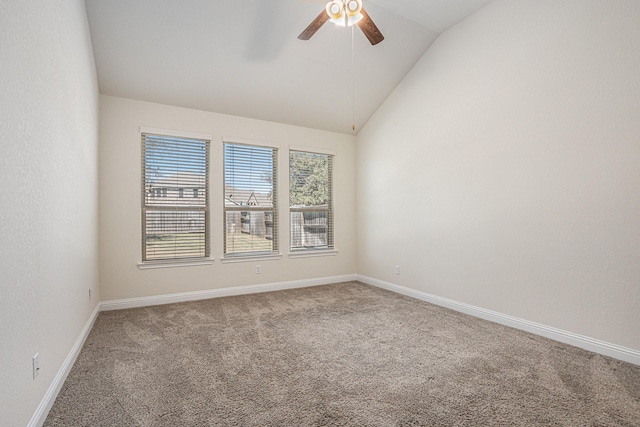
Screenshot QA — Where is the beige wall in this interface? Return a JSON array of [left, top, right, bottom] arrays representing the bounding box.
[[99, 95, 357, 301], [0, 0, 100, 425], [357, 0, 640, 351]]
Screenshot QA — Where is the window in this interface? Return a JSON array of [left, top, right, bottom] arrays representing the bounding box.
[[224, 142, 278, 256], [142, 132, 210, 261], [289, 150, 334, 251]]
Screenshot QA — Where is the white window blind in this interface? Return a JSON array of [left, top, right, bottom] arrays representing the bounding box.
[[142, 133, 210, 261], [289, 150, 334, 251], [224, 142, 278, 256]]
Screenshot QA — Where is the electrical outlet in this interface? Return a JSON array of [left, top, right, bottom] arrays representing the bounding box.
[[395, 265, 400, 275], [256, 265, 261, 274], [33, 353, 40, 379]]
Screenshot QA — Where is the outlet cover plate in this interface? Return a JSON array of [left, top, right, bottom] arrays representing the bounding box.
[[33, 353, 40, 379]]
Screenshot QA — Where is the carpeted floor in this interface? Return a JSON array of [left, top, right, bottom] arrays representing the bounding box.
[[45, 281, 640, 426]]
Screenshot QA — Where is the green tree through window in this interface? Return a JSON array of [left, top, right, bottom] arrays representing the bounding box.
[[290, 152, 329, 206]]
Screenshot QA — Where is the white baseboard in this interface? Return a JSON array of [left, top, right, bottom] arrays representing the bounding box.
[[100, 274, 358, 311], [357, 275, 640, 366], [28, 303, 101, 427]]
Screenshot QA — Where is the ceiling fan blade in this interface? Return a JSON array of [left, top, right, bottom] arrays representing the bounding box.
[[298, 10, 330, 40], [357, 8, 384, 45]]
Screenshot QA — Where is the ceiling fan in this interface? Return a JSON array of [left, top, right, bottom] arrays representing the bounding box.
[[298, 0, 384, 45]]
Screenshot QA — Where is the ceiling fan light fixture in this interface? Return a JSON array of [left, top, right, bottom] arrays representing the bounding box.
[[330, 14, 362, 27], [326, 1, 344, 20], [349, 13, 363, 26], [346, 0, 363, 17], [326, 0, 363, 27]]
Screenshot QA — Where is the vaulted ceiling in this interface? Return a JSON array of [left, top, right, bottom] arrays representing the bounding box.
[[85, 0, 493, 134]]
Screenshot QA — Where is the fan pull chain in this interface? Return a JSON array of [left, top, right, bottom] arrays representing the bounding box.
[[351, 24, 356, 133]]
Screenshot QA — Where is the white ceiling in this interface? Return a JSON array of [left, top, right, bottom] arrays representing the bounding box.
[[85, 0, 492, 134]]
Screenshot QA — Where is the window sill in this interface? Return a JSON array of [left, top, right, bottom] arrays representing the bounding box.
[[288, 250, 338, 259], [138, 258, 214, 270], [221, 254, 282, 264]]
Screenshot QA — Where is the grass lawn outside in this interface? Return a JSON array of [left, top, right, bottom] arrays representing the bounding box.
[[226, 232, 273, 254], [145, 232, 273, 259], [145, 232, 206, 260]]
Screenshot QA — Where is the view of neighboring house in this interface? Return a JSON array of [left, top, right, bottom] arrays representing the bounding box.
[[145, 172, 207, 235], [145, 172, 207, 206], [225, 186, 274, 241], [144, 173, 328, 250]]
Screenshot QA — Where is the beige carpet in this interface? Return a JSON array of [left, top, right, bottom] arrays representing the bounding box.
[[45, 282, 640, 426]]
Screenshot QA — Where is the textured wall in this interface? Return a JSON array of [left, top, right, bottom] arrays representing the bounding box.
[[99, 95, 357, 301], [357, 0, 640, 351], [0, 0, 100, 425]]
